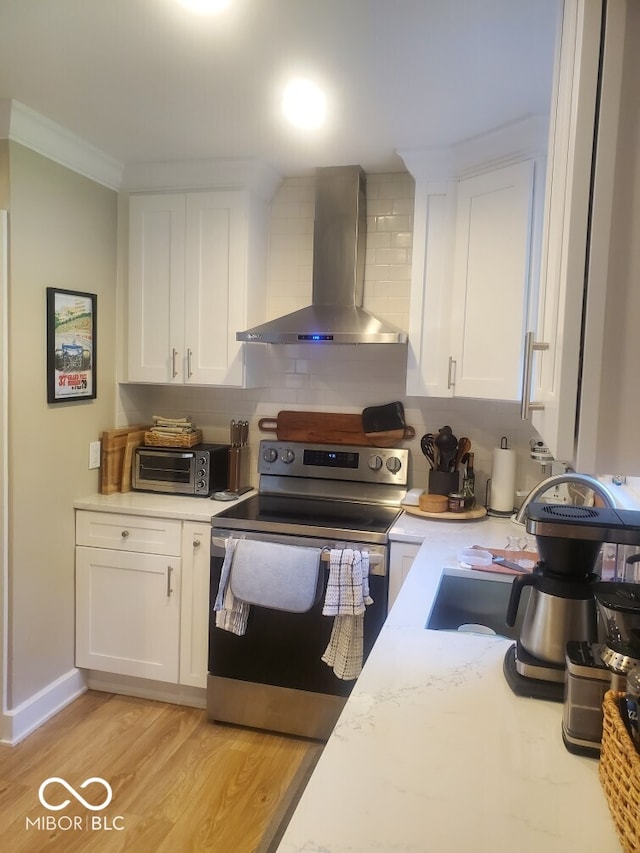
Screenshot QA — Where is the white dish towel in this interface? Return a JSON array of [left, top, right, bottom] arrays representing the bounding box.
[[213, 537, 250, 636], [322, 548, 372, 680]]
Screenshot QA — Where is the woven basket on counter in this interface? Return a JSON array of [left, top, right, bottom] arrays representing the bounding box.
[[599, 690, 640, 852], [143, 429, 203, 448]]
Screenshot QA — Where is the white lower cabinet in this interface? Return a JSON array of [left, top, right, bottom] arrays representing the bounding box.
[[179, 521, 211, 689], [389, 542, 420, 609], [75, 511, 211, 690], [76, 546, 181, 682]]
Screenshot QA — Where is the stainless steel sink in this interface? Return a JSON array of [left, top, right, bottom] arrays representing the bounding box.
[[426, 569, 530, 638]]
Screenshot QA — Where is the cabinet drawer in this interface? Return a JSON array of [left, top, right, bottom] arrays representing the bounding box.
[[76, 511, 182, 556]]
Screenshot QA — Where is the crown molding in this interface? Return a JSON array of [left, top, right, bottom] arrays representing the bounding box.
[[399, 114, 549, 183], [122, 157, 282, 200], [0, 100, 124, 190]]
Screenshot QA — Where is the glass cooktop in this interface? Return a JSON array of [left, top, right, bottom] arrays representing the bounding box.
[[211, 493, 401, 545]]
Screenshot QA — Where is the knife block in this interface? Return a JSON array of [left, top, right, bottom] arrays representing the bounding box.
[[227, 445, 252, 495]]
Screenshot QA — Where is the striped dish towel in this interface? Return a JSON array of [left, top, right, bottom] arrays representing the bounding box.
[[213, 537, 250, 635], [322, 549, 372, 680]]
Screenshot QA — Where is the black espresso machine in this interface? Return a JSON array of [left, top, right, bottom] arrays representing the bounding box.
[[504, 502, 640, 702]]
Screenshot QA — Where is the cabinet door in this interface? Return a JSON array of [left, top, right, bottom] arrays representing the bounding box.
[[184, 191, 247, 386], [389, 542, 420, 609], [406, 180, 457, 397], [179, 522, 211, 688], [76, 546, 181, 682], [529, 0, 603, 460], [128, 194, 186, 383], [450, 160, 534, 400]]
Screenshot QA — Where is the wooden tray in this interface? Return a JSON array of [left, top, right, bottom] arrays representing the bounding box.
[[401, 504, 487, 521], [258, 411, 414, 447]]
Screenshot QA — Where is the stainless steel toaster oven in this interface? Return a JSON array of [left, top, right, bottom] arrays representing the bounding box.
[[132, 443, 229, 496]]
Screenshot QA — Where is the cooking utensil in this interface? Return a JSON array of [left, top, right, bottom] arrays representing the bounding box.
[[420, 433, 436, 469], [435, 426, 457, 472], [492, 555, 528, 574], [454, 437, 471, 471], [362, 401, 405, 434]]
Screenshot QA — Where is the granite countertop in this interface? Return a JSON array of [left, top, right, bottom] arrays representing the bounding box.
[[277, 512, 619, 852]]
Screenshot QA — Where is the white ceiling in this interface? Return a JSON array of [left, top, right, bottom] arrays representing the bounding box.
[[0, 0, 560, 175]]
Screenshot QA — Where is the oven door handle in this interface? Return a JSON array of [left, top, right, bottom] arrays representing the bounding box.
[[320, 548, 385, 576], [211, 535, 386, 576]]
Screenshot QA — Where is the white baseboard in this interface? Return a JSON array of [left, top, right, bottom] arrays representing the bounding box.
[[1, 668, 88, 746]]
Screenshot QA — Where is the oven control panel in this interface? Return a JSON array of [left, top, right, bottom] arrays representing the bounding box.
[[258, 440, 409, 486]]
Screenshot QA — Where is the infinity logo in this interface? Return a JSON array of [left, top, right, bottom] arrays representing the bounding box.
[[38, 777, 113, 812]]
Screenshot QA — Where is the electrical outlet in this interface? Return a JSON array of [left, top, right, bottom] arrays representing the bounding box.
[[89, 441, 101, 469]]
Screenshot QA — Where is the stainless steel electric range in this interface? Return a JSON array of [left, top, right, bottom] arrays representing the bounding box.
[[208, 439, 409, 739]]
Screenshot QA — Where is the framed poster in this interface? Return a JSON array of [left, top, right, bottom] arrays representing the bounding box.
[[46, 287, 97, 403]]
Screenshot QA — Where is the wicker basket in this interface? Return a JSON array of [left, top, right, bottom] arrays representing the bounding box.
[[599, 690, 640, 852], [143, 429, 203, 448]]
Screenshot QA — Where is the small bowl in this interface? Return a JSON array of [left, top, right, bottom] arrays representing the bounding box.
[[458, 623, 497, 635], [458, 548, 493, 567]]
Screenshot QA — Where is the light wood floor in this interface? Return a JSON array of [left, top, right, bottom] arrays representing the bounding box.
[[0, 690, 322, 853]]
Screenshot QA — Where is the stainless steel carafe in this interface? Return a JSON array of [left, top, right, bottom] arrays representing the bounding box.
[[506, 571, 598, 665]]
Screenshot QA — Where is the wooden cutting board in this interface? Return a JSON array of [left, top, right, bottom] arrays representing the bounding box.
[[258, 411, 414, 446], [100, 425, 147, 494], [120, 428, 147, 493]]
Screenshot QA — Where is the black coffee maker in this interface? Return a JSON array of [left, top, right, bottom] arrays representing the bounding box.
[[504, 502, 640, 701]]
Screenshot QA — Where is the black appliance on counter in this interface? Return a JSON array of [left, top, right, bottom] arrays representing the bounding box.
[[208, 439, 409, 740], [562, 582, 640, 757], [504, 502, 640, 703]]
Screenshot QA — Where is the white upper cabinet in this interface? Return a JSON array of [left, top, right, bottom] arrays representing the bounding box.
[[450, 160, 535, 399], [127, 185, 271, 388], [402, 118, 547, 401], [526, 0, 604, 463]]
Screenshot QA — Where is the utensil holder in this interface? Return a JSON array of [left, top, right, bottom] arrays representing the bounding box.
[[428, 470, 459, 496]]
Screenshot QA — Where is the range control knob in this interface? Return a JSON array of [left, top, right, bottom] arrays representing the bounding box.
[[280, 448, 295, 464], [368, 454, 383, 471], [386, 456, 402, 474], [262, 447, 278, 463]]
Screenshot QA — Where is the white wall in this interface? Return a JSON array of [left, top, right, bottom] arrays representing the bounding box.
[[119, 172, 544, 501], [6, 143, 117, 710]]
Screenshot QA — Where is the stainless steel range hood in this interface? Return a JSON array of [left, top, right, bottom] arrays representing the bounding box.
[[237, 165, 408, 345]]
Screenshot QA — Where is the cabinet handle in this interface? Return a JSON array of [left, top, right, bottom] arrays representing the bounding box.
[[193, 539, 201, 549], [121, 529, 129, 539], [166, 565, 174, 597], [171, 348, 178, 379], [187, 348, 193, 379], [520, 331, 549, 420], [447, 357, 456, 390]]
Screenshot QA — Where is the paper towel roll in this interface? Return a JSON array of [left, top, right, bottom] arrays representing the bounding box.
[[490, 446, 516, 514]]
